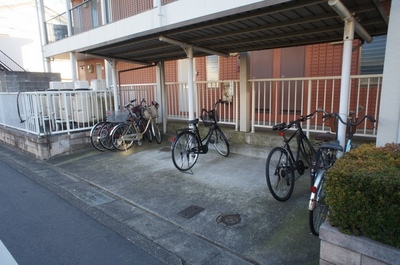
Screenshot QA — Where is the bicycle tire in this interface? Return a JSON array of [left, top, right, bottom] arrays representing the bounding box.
[[90, 121, 107, 151], [266, 147, 295, 202], [211, 128, 229, 156], [111, 123, 136, 151], [151, 120, 162, 144], [99, 122, 116, 150], [171, 131, 200, 171], [309, 170, 329, 236], [299, 137, 316, 166]]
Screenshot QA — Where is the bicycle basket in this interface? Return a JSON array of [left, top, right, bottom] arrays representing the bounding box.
[[143, 105, 158, 120], [200, 110, 217, 127], [106, 111, 129, 122]]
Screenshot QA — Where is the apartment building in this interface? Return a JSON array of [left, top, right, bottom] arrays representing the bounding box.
[[38, 0, 398, 146]]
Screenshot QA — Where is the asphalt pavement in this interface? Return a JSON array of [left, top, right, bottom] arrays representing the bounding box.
[[0, 139, 321, 265]]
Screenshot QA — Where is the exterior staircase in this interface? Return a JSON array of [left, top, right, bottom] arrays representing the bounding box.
[[0, 50, 26, 72]]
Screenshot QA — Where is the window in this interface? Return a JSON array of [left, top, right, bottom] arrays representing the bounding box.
[[360, 35, 387, 74], [206, 55, 219, 81]]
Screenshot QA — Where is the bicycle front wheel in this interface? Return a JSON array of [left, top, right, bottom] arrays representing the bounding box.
[[266, 147, 295, 202], [299, 137, 316, 166], [151, 120, 162, 144], [90, 121, 107, 151], [171, 131, 200, 171], [111, 123, 136, 151], [309, 171, 329, 236], [211, 128, 229, 157]]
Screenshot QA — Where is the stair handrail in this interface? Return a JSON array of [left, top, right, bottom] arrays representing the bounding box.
[[0, 50, 26, 72]]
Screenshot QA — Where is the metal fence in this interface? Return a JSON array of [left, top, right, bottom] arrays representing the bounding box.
[[250, 74, 381, 137], [0, 90, 114, 136], [0, 75, 381, 137]]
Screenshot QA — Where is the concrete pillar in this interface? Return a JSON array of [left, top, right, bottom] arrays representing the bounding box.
[[239, 52, 251, 132], [377, 0, 400, 146]]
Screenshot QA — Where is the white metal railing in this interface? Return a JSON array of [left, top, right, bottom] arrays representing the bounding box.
[[165, 81, 240, 130], [250, 74, 382, 137], [0, 90, 114, 136], [0, 75, 381, 137], [119, 84, 158, 107]]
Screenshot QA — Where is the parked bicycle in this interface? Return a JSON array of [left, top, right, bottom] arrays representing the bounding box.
[[110, 99, 161, 151], [171, 99, 230, 172], [308, 112, 376, 236], [89, 99, 152, 151], [265, 110, 324, 202]]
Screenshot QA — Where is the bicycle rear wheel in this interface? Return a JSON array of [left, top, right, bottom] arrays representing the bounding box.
[[111, 123, 136, 151], [90, 121, 107, 151], [151, 120, 162, 144], [99, 122, 115, 150], [266, 147, 295, 201], [211, 128, 229, 157], [309, 170, 329, 236], [171, 131, 200, 171]]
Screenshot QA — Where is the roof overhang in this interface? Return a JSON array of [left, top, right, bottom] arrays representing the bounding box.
[[79, 0, 390, 64]]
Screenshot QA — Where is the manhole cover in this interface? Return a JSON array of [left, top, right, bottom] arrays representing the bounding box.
[[216, 214, 241, 226], [159, 147, 171, 152], [178, 205, 205, 219]]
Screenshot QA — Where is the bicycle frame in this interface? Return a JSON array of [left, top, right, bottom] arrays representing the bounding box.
[[280, 125, 308, 166], [119, 117, 153, 142]]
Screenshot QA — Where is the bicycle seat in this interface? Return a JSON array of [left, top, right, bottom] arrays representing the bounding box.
[[189, 118, 199, 125], [272, 123, 287, 131], [320, 140, 343, 152]]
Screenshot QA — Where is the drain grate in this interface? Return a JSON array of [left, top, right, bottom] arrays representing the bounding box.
[[178, 205, 205, 219], [216, 213, 241, 226]]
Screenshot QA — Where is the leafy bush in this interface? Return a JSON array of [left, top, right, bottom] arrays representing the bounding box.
[[325, 143, 400, 248]]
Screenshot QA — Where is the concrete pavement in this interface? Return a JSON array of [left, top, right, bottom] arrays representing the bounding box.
[[0, 139, 320, 265]]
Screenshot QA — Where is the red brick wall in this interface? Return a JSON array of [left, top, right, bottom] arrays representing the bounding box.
[[220, 56, 240, 80]]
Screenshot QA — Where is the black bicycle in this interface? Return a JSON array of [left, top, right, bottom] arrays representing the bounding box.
[[308, 112, 376, 236], [266, 110, 323, 201], [171, 99, 230, 172]]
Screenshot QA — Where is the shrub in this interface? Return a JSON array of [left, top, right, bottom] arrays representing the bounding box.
[[325, 143, 400, 248]]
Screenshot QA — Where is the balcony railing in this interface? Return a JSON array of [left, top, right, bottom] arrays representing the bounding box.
[[0, 75, 381, 137], [45, 0, 160, 43]]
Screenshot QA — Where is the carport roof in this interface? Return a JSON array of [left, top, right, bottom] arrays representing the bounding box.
[[79, 0, 390, 65]]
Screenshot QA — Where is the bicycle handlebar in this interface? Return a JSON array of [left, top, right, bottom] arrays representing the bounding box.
[[272, 109, 324, 131], [322, 112, 376, 127]]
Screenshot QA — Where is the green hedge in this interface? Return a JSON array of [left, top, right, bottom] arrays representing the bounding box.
[[325, 143, 400, 248]]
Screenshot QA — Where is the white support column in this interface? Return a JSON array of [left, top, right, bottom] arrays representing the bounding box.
[[156, 62, 167, 133], [187, 46, 195, 121], [70, 52, 77, 81], [100, 0, 108, 25], [108, 59, 119, 112], [337, 20, 354, 150], [377, 0, 400, 146], [239, 52, 251, 132], [104, 59, 112, 89], [65, 0, 72, 36]]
